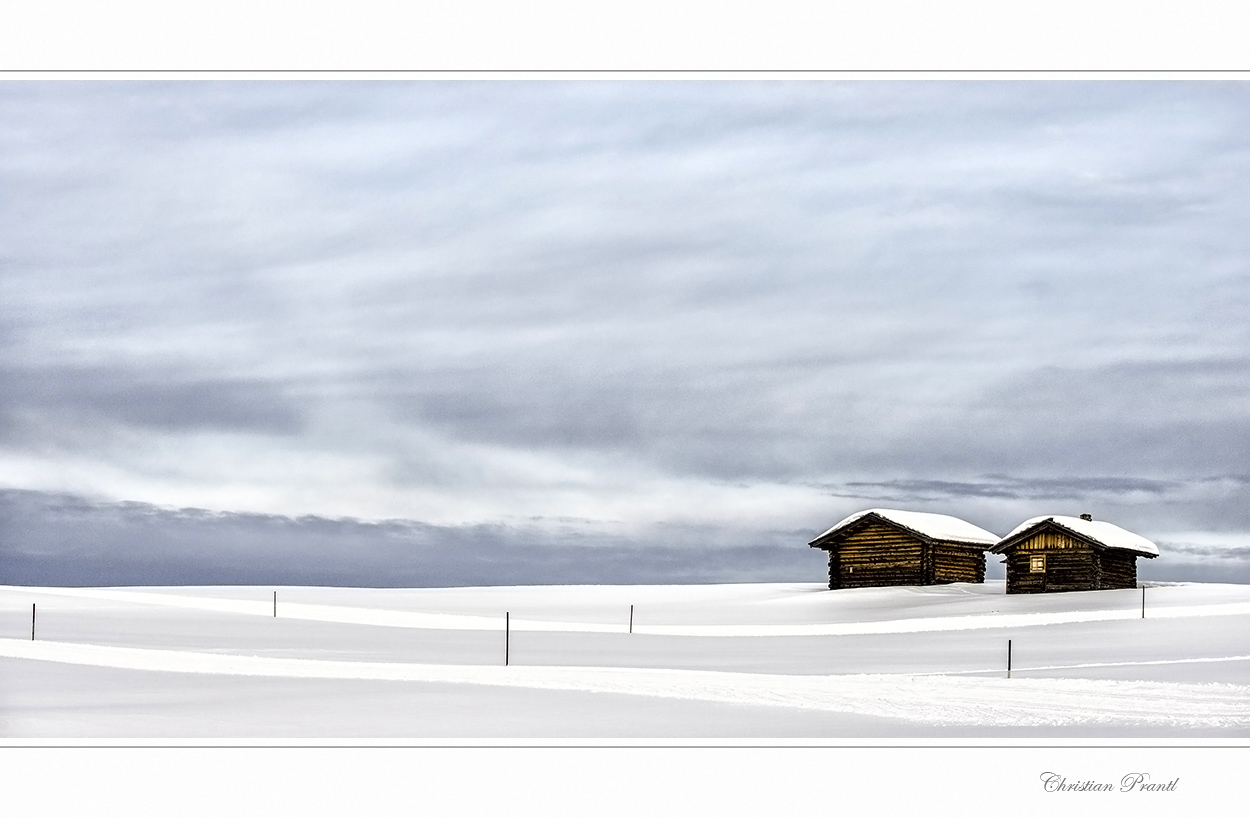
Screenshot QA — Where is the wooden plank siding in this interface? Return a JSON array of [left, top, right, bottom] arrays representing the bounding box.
[[1095, 549, 1138, 590], [933, 543, 986, 584], [1002, 528, 1138, 593], [1005, 544, 1095, 593], [820, 519, 986, 590]]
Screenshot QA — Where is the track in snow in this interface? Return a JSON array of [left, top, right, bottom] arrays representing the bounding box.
[[4, 638, 1249, 728]]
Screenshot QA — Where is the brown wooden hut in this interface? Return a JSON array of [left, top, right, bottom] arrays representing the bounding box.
[[991, 514, 1159, 594], [809, 508, 999, 590]]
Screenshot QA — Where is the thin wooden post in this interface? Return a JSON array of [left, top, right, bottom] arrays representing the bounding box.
[[274, 591, 277, 618], [505, 612, 510, 666], [1007, 639, 1012, 679], [629, 604, 634, 634], [1141, 586, 1145, 619], [31, 603, 36, 641]]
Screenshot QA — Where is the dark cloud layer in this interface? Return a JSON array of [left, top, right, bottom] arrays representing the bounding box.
[[0, 490, 826, 587]]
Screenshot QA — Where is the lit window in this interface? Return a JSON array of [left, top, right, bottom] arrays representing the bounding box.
[[1030, 555, 1046, 573]]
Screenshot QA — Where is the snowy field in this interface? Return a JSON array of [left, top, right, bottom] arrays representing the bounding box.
[[3, 581, 1250, 738]]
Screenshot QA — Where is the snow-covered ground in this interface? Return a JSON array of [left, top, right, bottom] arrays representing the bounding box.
[[3, 581, 1249, 737]]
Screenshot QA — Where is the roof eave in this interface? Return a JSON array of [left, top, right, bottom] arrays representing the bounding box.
[[810, 512, 994, 550], [991, 519, 1158, 557]]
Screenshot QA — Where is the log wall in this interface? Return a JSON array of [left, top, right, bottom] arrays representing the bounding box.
[[933, 544, 986, 584], [814, 518, 991, 590], [1005, 545, 1094, 593], [1095, 549, 1138, 589], [1004, 528, 1139, 593], [825, 519, 926, 589]]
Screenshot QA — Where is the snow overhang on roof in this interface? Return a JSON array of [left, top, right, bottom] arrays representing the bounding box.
[[992, 515, 1160, 557], [809, 508, 999, 548]]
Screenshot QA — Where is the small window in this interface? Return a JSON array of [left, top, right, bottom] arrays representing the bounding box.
[[1029, 554, 1046, 573]]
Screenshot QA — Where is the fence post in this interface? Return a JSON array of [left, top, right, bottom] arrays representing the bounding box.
[[1141, 586, 1145, 619], [31, 603, 36, 641], [1007, 639, 1012, 679], [505, 612, 510, 667], [629, 604, 634, 634]]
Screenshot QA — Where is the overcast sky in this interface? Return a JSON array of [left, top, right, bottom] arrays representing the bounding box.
[[2, 81, 1249, 585]]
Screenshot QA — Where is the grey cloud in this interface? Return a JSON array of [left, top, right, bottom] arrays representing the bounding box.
[[956, 358, 1250, 476], [379, 348, 1250, 491], [841, 475, 1181, 502], [398, 386, 644, 450], [1161, 542, 1250, 560], [0, 490, 823, 587], [0, 365, 302, 440]]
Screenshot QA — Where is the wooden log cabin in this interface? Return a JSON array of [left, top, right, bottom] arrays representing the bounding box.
[[991, 514, 1159, 594], [809, 508, 999, 590]]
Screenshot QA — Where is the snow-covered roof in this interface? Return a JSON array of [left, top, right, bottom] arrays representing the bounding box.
[[994, 516, 1160, 557], [810, 508, 999, 547]]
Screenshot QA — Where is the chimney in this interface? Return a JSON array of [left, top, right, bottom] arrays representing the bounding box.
[[1080, 513, 1093, 521]]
